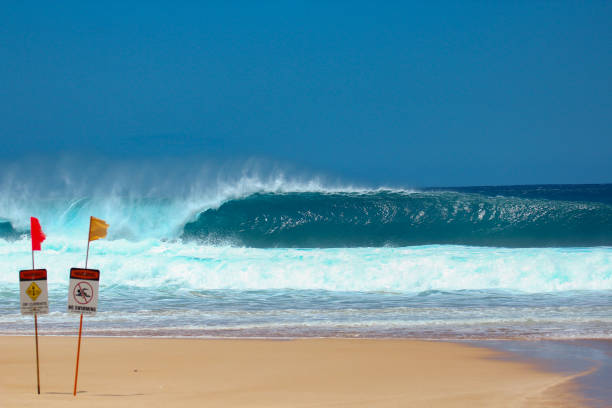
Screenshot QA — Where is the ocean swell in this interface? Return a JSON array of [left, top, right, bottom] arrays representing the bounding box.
[[182, 191, 612, 248]]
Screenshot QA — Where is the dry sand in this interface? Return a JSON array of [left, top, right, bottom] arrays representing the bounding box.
[[0, 336, 585, 407]]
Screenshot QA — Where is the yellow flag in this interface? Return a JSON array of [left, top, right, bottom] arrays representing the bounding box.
[[89, 216, 109, 242]]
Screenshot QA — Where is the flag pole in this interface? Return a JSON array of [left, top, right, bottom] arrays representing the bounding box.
[[31, 230, 41, 395], [74, 217, 92, 397], [73, 313, 83, 396], [34, 313, 40, 395], [85, 216, 92, 269]]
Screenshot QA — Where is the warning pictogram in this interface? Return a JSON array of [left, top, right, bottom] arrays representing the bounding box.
[[73, 281, 94, 304], [19, 269, 49, 315], [68, 268, 100, 315], [26, 282, 42, 301]]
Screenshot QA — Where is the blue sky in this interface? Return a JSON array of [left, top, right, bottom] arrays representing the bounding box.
[[1, 2, 610, 187]]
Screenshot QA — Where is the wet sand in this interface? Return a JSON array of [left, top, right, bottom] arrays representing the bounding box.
[[471, 339, 612, 407], [0, 336, 586, 407]]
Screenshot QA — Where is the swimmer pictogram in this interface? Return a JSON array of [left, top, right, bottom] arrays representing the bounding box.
[[73, 281, 94, 305]]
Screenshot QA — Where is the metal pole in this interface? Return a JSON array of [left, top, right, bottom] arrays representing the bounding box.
[[85, 217, 92, 269], [85, 241, 90, 269]]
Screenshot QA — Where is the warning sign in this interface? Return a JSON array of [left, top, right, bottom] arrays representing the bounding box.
[[68, 268, 100, 315], [20, 269, 49, 315], [26, 282, 42, 300]]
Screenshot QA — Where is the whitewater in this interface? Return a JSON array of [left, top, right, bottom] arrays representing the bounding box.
[[0, 167, 610, 339]]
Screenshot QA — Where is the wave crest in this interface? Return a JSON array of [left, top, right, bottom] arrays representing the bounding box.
[[183, 191, 612, 247]]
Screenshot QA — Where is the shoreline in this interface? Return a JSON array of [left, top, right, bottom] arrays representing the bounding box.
[[1, 333, 611, 342], [468, 339, 612, 407], [2, 332, 610, 342], [0, 336, 593, 407]]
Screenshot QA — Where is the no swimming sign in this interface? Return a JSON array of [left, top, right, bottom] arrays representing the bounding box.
[[68, 268, 100, 315]]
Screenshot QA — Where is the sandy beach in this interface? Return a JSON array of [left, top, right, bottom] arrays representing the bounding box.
[[0, 336, 586, 408]]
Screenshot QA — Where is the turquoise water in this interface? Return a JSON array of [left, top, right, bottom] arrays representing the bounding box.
[[1, 183, 611, 338], [184, 189, 612, 247]]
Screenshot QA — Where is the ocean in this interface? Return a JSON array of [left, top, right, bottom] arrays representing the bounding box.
[[1, 180, 611, 339]]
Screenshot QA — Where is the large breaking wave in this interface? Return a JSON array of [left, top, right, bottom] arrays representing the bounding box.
[[182, 191, 612, 248], [2, 188, 612, 248]]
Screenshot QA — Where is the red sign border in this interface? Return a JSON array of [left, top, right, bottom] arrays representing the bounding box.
[[19, 269, 47, 281], [70, 268, 100, 281]]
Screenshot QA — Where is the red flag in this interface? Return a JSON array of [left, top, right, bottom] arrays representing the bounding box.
[[30, 217, 46, 251]]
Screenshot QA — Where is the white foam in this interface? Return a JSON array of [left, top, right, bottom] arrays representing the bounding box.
[[1, 238, 610, 293]]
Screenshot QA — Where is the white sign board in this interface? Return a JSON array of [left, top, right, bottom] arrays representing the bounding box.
[[20, 269, 49, 315], [67, 268, 100, 315]]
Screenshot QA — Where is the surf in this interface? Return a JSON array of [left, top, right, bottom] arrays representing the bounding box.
[[2, 189, 612, 248], [1, 240, 610, 292]]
